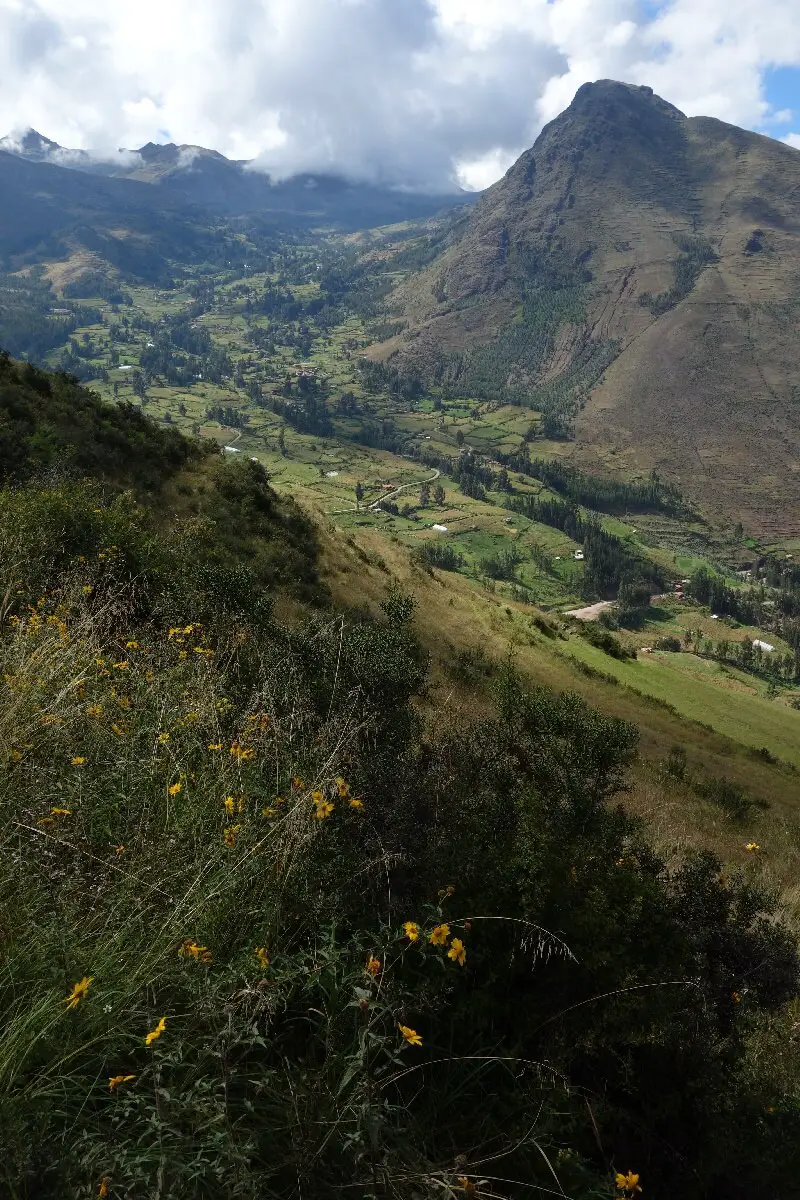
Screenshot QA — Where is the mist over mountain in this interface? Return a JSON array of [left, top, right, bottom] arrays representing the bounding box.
[[0, 127, 474, 231]]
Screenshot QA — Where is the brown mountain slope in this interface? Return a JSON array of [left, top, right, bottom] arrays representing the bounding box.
[[382, 81, 800, 534]]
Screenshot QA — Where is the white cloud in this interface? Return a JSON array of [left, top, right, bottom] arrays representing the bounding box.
[[0, 0, 799, 189], [784, 132, 800, 149]]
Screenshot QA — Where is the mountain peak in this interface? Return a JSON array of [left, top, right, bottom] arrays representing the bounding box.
[[568, 79, 685, 121], [136, 141, 180, 162], [0, 128, 63, 159]]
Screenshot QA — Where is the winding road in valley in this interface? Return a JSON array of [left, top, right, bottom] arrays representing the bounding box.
[[325, 467, 441, 517]]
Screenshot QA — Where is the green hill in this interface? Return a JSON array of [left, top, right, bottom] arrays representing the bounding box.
[[1, 358, 800, 1198], [382, 81, 800, 536]]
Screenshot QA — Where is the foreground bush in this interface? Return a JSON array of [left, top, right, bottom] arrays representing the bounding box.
[[1, 513, 798, 1199]]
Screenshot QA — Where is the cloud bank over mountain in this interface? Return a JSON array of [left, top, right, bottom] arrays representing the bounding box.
[[1, 0, 799, 189]]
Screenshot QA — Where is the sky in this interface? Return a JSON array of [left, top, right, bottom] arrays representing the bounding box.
[[1, 0, 800, 190]]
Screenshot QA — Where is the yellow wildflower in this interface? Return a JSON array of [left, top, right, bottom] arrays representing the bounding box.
[[311, 790, 325, 804], [125, 641, 139, 650], [179, 940, 211, 963], [430, 923, 450, 946], [98, 1178, 110, 1198], [111, 724, 125, 737], [157, 732, 170, 745], [366, 956, 381, 978], [168, 782, 182, 796], [116, 696, 131, 709], [224, 796, 235, 816], [447, 937, 467, 967], [65, 976, 93, 1009], [291, 776, 304, 790], [255, 947, 270, 968], [403, 921, 420, 942], [82, 585, 93, 596], [109, 1074, 135, 1091], [457, 1178, 477, 1198], [71, 756, 87, 766], [50, 807, 71, 817], [313, 798, 334, 820], [145, 1017, 167, 1046], [208, 742, 223, 751], [113, 661, 128, 671], [615, 1171, 642, 1194], [398, 1024, 423, 1047], [349, 797, 364, 809], [223, 824, 241, 847], [86, 704, 103, 718], [745, 842, 760, 852], [114, 844, 126, 856], [229, 742, 255, 762], [335, 776, 351, 798]]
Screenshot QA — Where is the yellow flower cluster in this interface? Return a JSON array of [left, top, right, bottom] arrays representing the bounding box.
[[262, 796, 285, 817], [168, 623, 201, 642], [424, 923, 467, 966], [229, 742, 255, 762], [179, 940, 212, 964], [308, 778, 363, 820], [250, 713, 271, 731], [312, 791, 334, 820], [615, 1171, 642, 1195], [223, 824, 242, 848]]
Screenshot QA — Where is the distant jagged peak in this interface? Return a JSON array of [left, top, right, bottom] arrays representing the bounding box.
[[134, 141, 231, 169], [0, 127, 143, 171], [0, 127, 63, 159]]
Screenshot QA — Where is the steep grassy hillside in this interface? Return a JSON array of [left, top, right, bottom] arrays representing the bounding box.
[[3, 360, 800, 1198], [384, 81, 800, 535]]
